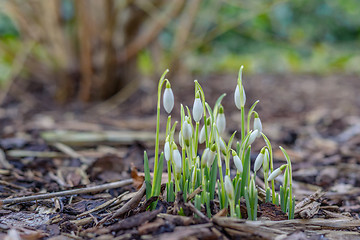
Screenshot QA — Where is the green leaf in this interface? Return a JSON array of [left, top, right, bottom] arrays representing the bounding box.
[[144, 151, 151, 200]]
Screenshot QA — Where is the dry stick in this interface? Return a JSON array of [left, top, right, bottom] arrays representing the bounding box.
[[185, 202, 209, 222], [110, 182, 146, 219], [0, 179, 133, 205]]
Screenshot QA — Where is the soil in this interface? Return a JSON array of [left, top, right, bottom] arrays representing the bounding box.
[[0, 73, 360, 239]]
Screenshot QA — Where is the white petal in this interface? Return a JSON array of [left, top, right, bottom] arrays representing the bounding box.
[[164, 141, 170, 161], [182, 121, 192, 141], [219, 136, 226, 152], [263, 149, 269, 171], [199, 125, 206, 144], [224, 175, 234, 199], [216, 113, 226, 135], [267, 168, 282, 181], [241, 86, 246, 107], [163, 88, 174, 114], [206, 149, 216, 169], [234, 85, 241, 110], [201, 148, 210, 168], [173, 149, 182, 174], [247, 130, 258, 145], [254, 117, 262, 138], [254, 152, 264, 172], [192, 98, 203, 122], [235, 85, 246, 109], [233, 155, 243, 173]]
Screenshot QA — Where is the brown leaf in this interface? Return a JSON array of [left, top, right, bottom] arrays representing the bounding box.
[[131, 163, 145, 190]]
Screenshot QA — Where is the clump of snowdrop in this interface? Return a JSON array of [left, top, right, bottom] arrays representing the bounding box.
[[144, 67, 294, 220]]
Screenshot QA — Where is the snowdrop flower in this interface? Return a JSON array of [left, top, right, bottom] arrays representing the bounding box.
[[192, 92, 203, 122], [201, 148, 210, 168], [206, 144, 217, 169], [254, 147, 265, 172], [216, 106, 226, 135], [232, 150, 243, 173], [163, 81, 174, 114], [267, 164, 287, 181], [182, 120, 192, 146], [219, 136, 226, 152], [247, 130, 258, 146], [199, 124, 207, 144], [234, 84, 246, 109], [253, 113, 262, 138], [173, 149, 182, 175], [164, 137, 170, 161], [224, 175, 234, 200], [263, 148, 270, 172]]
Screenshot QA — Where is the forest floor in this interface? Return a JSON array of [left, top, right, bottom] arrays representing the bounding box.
[[0, 73, 360, 239]]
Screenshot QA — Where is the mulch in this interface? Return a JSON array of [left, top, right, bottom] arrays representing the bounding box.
[[0, 73, 360, 239]]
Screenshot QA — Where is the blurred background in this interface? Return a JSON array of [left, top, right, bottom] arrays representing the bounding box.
[[0, 0, 360, 105]]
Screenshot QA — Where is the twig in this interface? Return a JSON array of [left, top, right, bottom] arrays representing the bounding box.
[[110, 182, 146, 219], [53, 142, 92, 165], [0, 179, 133, 205], [0, 149, 12, 169], [185, 202, 209, 222], [186, 186, 202, 202]]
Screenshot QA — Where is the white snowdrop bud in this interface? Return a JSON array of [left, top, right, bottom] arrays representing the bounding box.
[[232, 150, 243, 173], [199, 124, 206, 144], [192, 92, 203, 122], [163, 81, 174, 114], [207, 144, 217, 169], [234, 84, 246, 109], [182, 120, 192, 143], [201, 148, 210, 168], [164, 139, 170, 161], [267, 164, 287, 181], [247, 130, 258, 146], [253, 113, 262, 138], [254, 148, 265, 172], [216, 106, 226, 135], [219, 136, 226, 152], [173, 149, 182, 175], [263, 148, 270, 171], [224, 175, 234, 200]]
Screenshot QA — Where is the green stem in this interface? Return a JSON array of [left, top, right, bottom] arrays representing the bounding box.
[[151, 70, 168, 196], [241, 106, 245, 142], [194, 122, 199, 156]]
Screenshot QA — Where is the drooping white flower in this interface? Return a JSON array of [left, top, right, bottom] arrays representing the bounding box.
[[224, 175, 234, 200], [164, 140, 170, 161], [253, 113, 262, 138], [192, 93, 203, 122], [254, 149, 265, 172], [247, 130, 258, 146], [219, 136, 226, 152], [267, 164, 287, 181], [182, 120, 192, 142], [163, 82, 174, 114], [199, 124, 206, 144], [206, 144, 216, 169], [216, 106, 226, 135], [234, 84, 246, 109], [173, 149, 182, 174], [201, 148, 210, 168], [263, 148, 270, 171], [232, 150, 243, 173]]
